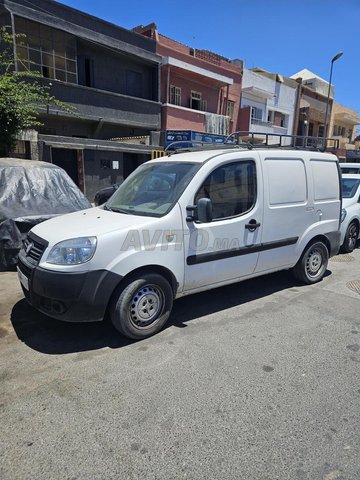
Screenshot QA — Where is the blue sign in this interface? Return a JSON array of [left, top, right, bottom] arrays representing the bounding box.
[[346, 150, 360, 160], [165, 130, 226, 148]]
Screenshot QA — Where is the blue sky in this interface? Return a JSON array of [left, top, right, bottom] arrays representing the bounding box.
[[61, 0, 360, 121]]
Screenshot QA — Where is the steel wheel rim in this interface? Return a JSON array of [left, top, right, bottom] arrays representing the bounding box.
[[129, 284, 164, 328], [306, 247, 323, 278]]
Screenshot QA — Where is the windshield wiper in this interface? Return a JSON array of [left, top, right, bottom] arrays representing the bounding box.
[[109, 206, 129, 214], [103, 204, 112, 211]]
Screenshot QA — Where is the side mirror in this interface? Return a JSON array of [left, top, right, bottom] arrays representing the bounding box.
[[197, 198, 213, 223]]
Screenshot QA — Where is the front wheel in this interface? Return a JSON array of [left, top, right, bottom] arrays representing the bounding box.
[[341, 221, 359, 253], [293, 241, 329, 284], [110, 272, 173, 339]]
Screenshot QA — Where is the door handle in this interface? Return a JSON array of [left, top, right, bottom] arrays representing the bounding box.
[[245, 219, 261, 232]]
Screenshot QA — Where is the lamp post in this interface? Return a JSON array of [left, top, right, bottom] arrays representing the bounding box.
[[323, 51, 343, 138]]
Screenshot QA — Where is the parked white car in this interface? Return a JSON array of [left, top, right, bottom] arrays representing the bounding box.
[[340, 162, 360, 174], [17, 147, 341, 339], [340, 174, 360, 252]]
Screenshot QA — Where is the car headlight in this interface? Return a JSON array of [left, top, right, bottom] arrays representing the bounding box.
[[47, 237, 97, 265], [341, 208, 347, 223]]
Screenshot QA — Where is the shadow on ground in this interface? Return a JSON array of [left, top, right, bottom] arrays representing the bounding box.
[[10, 269, 331, 355]]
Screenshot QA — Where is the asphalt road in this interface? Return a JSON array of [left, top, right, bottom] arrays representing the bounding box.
[[1, 248, 360, 480]]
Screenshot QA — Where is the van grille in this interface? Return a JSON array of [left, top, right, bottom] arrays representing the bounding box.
[[23, 234, 47, 265]]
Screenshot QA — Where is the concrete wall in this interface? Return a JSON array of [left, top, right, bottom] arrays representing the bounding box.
[[37, 116, 150, 140], [162, 105, 207, 131], [1, 0, 157, 56], [42, 80, 161, 130]]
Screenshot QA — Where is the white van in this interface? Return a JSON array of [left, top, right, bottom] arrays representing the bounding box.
[[340, 173, 360, 252], [17, 147, 341, 339]]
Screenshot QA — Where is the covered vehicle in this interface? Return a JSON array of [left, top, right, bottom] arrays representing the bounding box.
[[0, 158, 91, 270]]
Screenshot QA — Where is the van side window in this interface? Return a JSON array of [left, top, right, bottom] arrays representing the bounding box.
[[195, 160, 257, 220]]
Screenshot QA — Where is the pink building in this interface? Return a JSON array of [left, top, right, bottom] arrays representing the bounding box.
[[134, 24, 243, 138]]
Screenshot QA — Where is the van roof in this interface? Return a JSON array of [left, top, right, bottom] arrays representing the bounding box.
[[150, 148, 339, 165]]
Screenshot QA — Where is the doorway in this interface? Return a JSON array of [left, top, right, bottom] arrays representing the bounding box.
[[51, 148, 84, 191]]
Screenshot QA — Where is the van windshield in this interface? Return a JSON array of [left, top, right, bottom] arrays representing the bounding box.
[[106, 161, 200, 217], [341, 178, 360, 198]]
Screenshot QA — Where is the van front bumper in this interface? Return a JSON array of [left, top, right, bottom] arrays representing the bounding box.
[[17, 251, 121, 323]]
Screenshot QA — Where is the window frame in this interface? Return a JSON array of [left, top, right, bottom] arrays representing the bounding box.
[[190, 90, 203, 111], [170, 85, 181, 105], [14, 17, 78, 84], [251, 106, 263, 121], [226, 100, 235, 120], [193, 159, 257, 222]]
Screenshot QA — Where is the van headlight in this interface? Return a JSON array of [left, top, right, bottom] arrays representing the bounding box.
[[47, 237, 97, 265], [341, 208, 347, 223]]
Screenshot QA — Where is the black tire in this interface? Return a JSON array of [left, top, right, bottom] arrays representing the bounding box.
[[340, 221, 359, 253], [293, 241, 329, 284], [110, 272, 173, 340]]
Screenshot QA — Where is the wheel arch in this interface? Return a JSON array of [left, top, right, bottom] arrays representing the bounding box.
[[122, 265, 179, 296], [107, 264, 178, 311], [348, 217, 360, 230], [299, 235, 331, 258]]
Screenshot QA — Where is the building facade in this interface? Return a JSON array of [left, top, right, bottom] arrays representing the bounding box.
[[291, 69, 360, 157], [239, 68, 298, 144], [291, 69, 333, 140], [135, 24, 243, 141], [0, 0, 162, 199], [329, 102, 360, 160]]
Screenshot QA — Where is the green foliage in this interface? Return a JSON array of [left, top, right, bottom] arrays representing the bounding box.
[[0, 26, 74, 157]]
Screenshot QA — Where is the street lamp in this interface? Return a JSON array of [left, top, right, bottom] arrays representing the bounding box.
[[323, 51, 343, 138]]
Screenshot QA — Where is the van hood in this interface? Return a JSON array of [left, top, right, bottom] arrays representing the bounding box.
[[342, 197, 356, 209], [30, 207, 158, 244]]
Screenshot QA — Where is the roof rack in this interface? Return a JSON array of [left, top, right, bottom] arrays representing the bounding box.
[[165, 140, 251, 155], [225, 131, 340, 151], [165, 132, 340, 155]]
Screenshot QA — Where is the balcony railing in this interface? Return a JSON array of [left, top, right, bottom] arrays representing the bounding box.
[[251, 118, 273, 127], [40, 79, 161, 129], [163, 103, 230, 135]]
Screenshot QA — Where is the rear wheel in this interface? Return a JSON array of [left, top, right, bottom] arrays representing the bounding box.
[[341, 221, 359, 253], [293, 241, 329, 284], [110, 272, 173, 340]]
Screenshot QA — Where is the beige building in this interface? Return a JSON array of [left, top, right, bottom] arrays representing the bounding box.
[[329, 102, 360, 159]]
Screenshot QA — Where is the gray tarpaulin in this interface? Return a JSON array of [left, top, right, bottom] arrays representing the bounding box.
[[0, 158, 91, 270]]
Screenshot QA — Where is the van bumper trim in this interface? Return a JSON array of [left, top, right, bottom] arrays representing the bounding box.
[[18, 251, 121, 322]]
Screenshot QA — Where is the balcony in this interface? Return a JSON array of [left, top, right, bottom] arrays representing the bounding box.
[[334, 111, 360, 125], [41, 79, 161, 130], [162, 104, 230, 135], [251, 118, 273, 128]]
